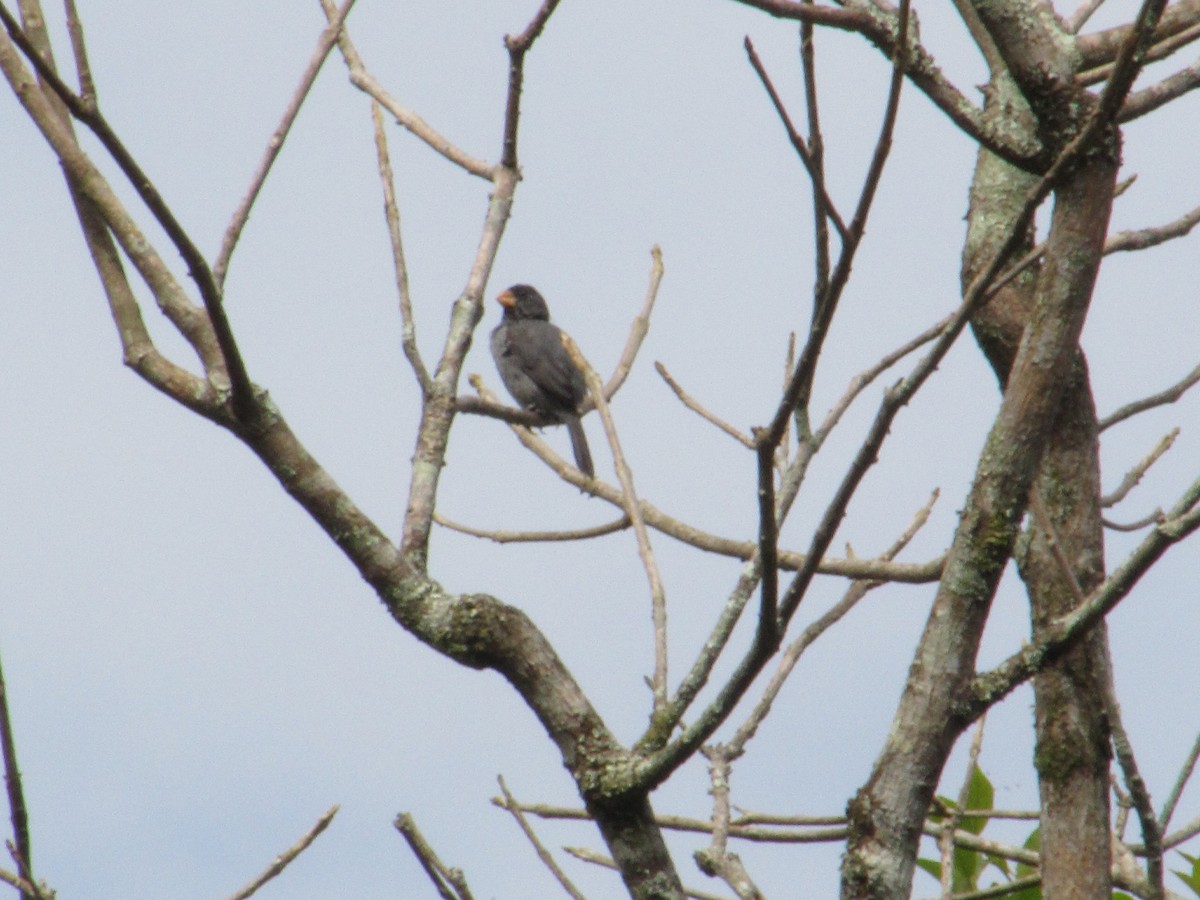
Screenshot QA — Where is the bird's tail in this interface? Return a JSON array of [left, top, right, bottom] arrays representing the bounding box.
[[565, 414, 594, 479]]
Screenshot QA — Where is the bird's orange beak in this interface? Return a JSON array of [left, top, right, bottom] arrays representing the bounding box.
[[497, 289, 516, 308]]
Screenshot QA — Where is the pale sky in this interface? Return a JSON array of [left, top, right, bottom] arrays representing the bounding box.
[[2, 1, 1198, 897]]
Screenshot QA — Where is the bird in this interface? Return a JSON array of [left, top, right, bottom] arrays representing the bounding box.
[[490, 284, 594, 478]]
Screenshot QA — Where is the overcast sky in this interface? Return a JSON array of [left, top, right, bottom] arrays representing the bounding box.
[[2, 1, 1198, 897]]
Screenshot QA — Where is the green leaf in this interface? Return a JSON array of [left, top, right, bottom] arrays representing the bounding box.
[[916, 858, 942, 882], [1174, 849, 1200, 896], [960, 765, 994, 836], [952, 845, 984, 892], [1016, 827, 1041, 880]]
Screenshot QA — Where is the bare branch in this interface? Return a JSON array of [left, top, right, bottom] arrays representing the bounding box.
[[225, 806, 339, 900], [812, 311, 951, 444], [62, 0, 93, 103], [562, 847, 732, 900], [1099, 654, 1164, 900], [655, 363, 754, 450], [752, 428, 780, 652], [371, 101, 431, 396], [1099, 362, 1200, 430], [1105, 200, 1200, 253], [434, 512, 631, 543], [1068, 0, 1109, 33], [726, 490, 938, 757], [214, 0, 356, 287], [694, 749, 765, 900], [1103, 510, 1164, 532], [565, 335, 670, 713], [0, 1, 257, 418], [500, 0, 564, 169], [766, 0, 910, 448], [1077, 0, 1200, 69], [1102, 428, 1179, 507], [398, 160, 519, 566], [744, 37, 847, 240], [733, 0, 1045, 168], [600, 245, 666, 405], [0, 865, 42, 900], [496, 777, 585, 900], [394, 812, 475, 900], [1122, 54, 1200, 120], [971, 473, 1200, 714], [1081, 22, 1200, 88], [1161, 730, 1200, 830], [0, 653, 33, 900], [799, 17, 833, 310], [318, 0, 493, 179]]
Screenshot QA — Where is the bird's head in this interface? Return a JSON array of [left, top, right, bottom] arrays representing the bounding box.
[[497, 284, 551, 322]]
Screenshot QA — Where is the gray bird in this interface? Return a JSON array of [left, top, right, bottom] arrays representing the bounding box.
[[490, 284, 594, 478]]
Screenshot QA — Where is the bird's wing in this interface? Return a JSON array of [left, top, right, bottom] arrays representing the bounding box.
[[503, 321, 585, 412]]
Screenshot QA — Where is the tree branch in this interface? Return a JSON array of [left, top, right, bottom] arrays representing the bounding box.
[[225, 806, 339, 900], [0, 1, 257, 419], [215, 0, 357, 287]]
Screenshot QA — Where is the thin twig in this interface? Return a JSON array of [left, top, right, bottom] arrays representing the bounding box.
[[434, 511, 631, 542], [1080, 20, 1200, 87], [1100, 362, 1200, 430], [1100, 647, 1164, 900], [318, 0, 493, 179], [753, 428, 779, 650], [694, 748, 764, 900], [744, 37, 847, 240], [1102, 428, 1179, 507], [799, 12, 833, 321], [1102, 509, 1164, 532], [562, 847, 732, 900], [812, 312, 951, 444], [496, 776, 585, 900], [734, 0, 1045, 168], [941, 875, 1044, 900], [1121, 54, 1200, 121], [764, 0, 911, 450], [599, 246, 665, 406], [1160, 729, 1200, 830], [0, 865, 40, 899], [1105, 200, 1200, 253], [394, 812, 474, 900], [225, 806, 339, 900], [501, 0, 563, 169], [971, 474, 1200, 714], [62, 0, 93, 103], [0, 651, 33, 900], [214, 0, 356, 287], [655, 363, 754, 449], [371, 101, 431, 396], [470, 377, 944, 583], [565, 336, 669, 713], [1069, 0, 1110, 33], [727, 489, 939, 756], [0, 1, 257, 419]]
